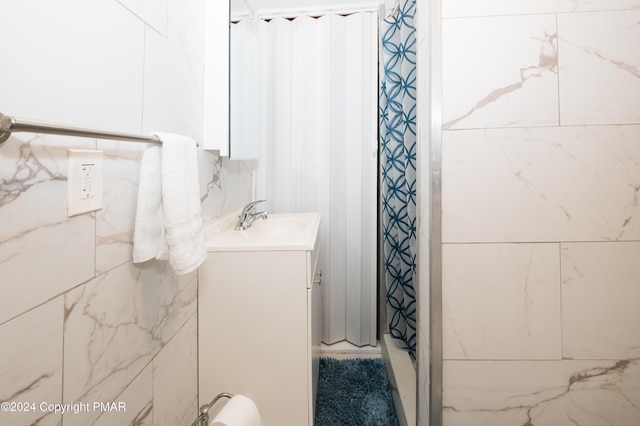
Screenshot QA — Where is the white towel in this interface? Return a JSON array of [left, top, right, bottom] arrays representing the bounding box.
[[133, 146, 168, 262], [133, 132, 206, 275]]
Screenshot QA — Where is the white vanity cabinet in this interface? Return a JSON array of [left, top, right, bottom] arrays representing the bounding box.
[[198, 213, 321, 426]]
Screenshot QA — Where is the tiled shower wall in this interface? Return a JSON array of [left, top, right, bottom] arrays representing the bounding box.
[[439, 1, 640, 424], [0, 1, 252, 425]]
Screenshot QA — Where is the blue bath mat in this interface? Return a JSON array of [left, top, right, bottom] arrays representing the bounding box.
[[314, 357, 399, 426]]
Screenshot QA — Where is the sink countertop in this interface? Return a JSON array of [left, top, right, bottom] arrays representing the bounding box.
[[203, 212, 321, 252]]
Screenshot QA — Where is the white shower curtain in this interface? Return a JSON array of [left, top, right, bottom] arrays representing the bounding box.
[[232, 12, 378, 346]]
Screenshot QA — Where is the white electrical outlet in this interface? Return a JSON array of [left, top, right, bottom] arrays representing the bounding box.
[[68, 149, 103, 217]]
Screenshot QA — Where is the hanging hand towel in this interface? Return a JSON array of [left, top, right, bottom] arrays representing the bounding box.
[[133, 132, 206, 275], [133, 145, 168, 262]]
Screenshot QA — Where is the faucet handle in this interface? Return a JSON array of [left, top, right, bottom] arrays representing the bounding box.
[[241, 199, 267, 214]]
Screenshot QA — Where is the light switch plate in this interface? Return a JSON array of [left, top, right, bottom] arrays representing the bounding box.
[[67, 149, 103, 217]]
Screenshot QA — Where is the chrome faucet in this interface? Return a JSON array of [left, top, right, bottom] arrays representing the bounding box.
[[235, 199, 268, 230]]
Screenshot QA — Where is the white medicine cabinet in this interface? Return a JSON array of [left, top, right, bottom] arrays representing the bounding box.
[[203, 1, 259, 160]]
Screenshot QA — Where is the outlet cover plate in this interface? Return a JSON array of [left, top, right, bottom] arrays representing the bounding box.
[[67, 149, 103, 217]]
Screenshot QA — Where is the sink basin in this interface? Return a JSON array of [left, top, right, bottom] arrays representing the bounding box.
[[204, 212, 321, 252], [248, 216, 307, 237]]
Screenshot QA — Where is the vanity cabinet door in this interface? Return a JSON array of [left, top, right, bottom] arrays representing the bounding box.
[[199, 249, 315, 426]]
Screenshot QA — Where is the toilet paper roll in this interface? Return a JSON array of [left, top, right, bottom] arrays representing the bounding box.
[[210, 395, 262, 426]]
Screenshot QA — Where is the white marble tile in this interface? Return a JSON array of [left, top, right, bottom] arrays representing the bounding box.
[[0, 298, 63, 426], [201, 157, 253, 221], [199, 149, 227, 221], [443, 0, 640, 18], [562, 242, 640, 359], [168, 0, 205, 64], [95, 140, 150, 274], [238, 160, 257, 199], [117, 0, 169, 35], [0, 134, 96, 325], [0, 2, 238, 426], [559, 10, 640, 125], [442, 15, 558, 130], [443, 243, 561, 360], [92, 364, 153, 426], [143, 27, 204, 144], [443, 359, 640, 425], [153, 314, 198, 426], [0, 0, 144, 135], [63, 261, 197, 426], [442, 125, 640, 243]]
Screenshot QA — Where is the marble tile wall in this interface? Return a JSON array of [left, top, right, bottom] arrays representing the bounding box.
[[437, 1, 640, 424], [0, 0, 252, 425]]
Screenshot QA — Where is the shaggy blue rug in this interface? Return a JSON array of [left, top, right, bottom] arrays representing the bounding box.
[[314, 357, 399, 426]]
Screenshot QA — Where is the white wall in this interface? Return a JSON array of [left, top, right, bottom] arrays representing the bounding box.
[[0, 1, 252, 425], [436, 0, 640, 424]]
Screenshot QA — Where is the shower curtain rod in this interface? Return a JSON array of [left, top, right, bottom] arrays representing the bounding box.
[[0, 113, 193, 146]]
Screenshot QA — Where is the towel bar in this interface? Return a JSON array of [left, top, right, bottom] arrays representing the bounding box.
[[190, 392, 234, 426], [0, 112, 199, 146]]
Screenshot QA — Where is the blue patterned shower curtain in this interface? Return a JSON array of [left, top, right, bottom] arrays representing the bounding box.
[[380, 0, 417, 359]]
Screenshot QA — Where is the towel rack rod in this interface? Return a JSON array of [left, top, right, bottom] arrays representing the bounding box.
[[0, 112, 161, 145]]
